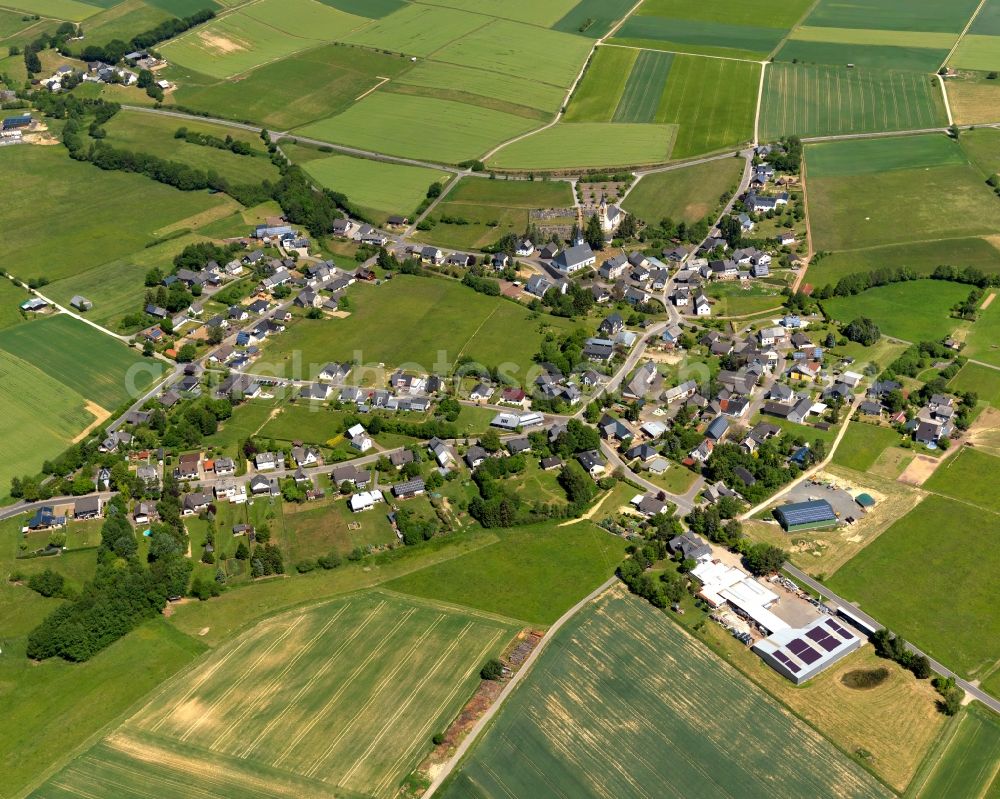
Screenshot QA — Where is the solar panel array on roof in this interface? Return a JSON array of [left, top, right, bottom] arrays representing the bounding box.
[[825, 619, 849, 636], [771, 651, 801, 673], [776, 499, 836, 526], [806, 626, 841, 653]]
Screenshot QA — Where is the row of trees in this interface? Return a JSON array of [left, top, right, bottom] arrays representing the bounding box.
[[174, 126, 258, 156], [813, 264, 1000, 301]]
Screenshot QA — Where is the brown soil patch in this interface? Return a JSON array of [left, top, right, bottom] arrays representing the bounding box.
[[966, 407, 1000, 454], [325, 309, 351, 318], [72, 400, 112, 443], [981, 291, 996, 310], [898, 454, 942, 486], [197, 30, 248, 55], [199, 627, 210, 636]]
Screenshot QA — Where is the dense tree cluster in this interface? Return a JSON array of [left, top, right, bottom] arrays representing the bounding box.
[[704, 438, 816, 504], [174, 126, 257, 156], [871, 628, 933, 684], [843, 316, 881, 346], [741, 542, 787, 576]]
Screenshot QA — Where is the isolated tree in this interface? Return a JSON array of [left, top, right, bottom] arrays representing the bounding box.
[[584, 213, 604, 251], [480, 658, 503, 680]]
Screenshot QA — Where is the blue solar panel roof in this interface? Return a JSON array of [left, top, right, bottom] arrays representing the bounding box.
[[776, 499, 836, 526]]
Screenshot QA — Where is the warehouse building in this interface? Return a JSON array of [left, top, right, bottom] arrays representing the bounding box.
[[753, 615, 862, 684], [774, 498, 838, 532]]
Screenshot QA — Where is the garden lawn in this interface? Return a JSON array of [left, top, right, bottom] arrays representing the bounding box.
[[441, 588, 888, 799], [923, 447, 1000, 513], [386, 520, 627, 625], [301, 154, 450, 223], [263, 275, 575, 377], [0, 145, 226, 283], [805, 238, 1000, 288], [623, 158, 743, 225], [0, 314, 162, 411], [168, 45, 410, 130], [488, 122, 676, 169], [821, 280, 971, 343], [296, 93, 540, 164], [831, 423, 904, 471], [828, 495, 1000, 680], [761, 63, 945, 140]]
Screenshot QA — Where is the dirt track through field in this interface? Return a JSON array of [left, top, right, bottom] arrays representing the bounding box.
[[72, 401, 111, 443]]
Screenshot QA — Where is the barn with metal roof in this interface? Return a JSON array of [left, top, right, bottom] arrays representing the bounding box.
[[753, 615, 862, 684], [774, 499, 838, 532]]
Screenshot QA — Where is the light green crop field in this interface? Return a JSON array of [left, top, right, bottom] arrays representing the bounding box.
[[263, 274, 574, 376], [789, 26, 957, 48], [318, 0, 404, 18], [434, 19, 592, 88], [829, 494, 999, 679], [301, 154, 449, 223], [33, 591, 516, 799], [396, 60, 566, 114], [637, 0, 813, 28], [296, 93, 539, 164], [169, 44, 409, 130], [2, 0, 103, 21], [488, 122, 676, 169], [924, 447, 1000, 513], [820, 280, 971, 342], [0, 145, 226, 283], [0, 348, 93, 492], [342, 3, 485, 57], [805, 137, 1000, 251], [417, 0, 576, 26], [102, 110, 279, 184], [0, 315, 162, 411], [387, 520, 627, 625], [774, 39, 949, 72], [914, 704, 1000, 798], [623, 157, 743, 225], [441, 588, 889, 799], [163, 0, 368, 79], [612, 49, 674, 123], [761, 63, 944, 140], [803, 0, 980, 33], [655, 54, 759, 157], [70, 0, 174, 49], [806, 238, 1000, 289], [565, 46, 636, 122], [961, 127, 1000, 176], [962, 300, 1000, 367], [806, 133, 966, 177], [0, 7, 46, 38], [415, 177, 574, 249]]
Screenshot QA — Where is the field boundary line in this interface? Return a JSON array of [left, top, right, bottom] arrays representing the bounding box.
[[753, 60, 767, 144], [939, 75, 955, 126], [374, 587, 531, 627], [940, 0, 989, 71], [423, 576, 618, 798], [305, 615, 451, 777], [354, 76, 390, 103], [766, 0, 823, 61], [600, 42, 761, 65]]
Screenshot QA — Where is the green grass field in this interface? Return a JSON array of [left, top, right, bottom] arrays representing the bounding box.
[[162, 0, 368, 78], [281, 497, 399, 560], [611, 11, 786, 60], [296, 92, 540, 164], [821, 280, 971, 342], [416, 177, 573, 249], [806, 238, 1000, 289], [623, 157, 743, 225], [441, 587, 888, 799], [299, 153, 449, 223], [387, 520, 626, 625], [168, 44, 409, 130], [949, 361, 1000, 407], [705, 280, 786, 316], [774, 39, 949, 72], [488, 122, 677, 169], [924, 447, 1000, 513], [915, 704, 1000, 798], [0, 145, 226, 283], [803, 0, 980, 32], [395, 59, 566, 115], [102, 110, 279, 184], [761, 63, 945, 140], [418, 0, 576, 27], [962, 297, 1000, 366], [805, 137, 1000, 252], [68, 0, 175, 49], [433, 18, 592, 88], [341, 3, 484, 56], [565, 46, 636, 122], [0, 315, 161, 411], [829, 494, 999, 679], [318, 0, 404, 18], [33, 591, 516, 799], [2, 0, 104, 21], [960, 127, 1000, 177], [831, 423, 904, 471], [0, 280, 30, 331], [551, 0, 636, 38], [263, 275, 575, 377]]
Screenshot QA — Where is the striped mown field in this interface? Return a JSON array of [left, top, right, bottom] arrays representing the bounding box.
[[33, 592, 517, 799], [761, 62, 945, 139]]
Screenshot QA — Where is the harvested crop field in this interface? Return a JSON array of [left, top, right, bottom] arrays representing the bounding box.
[[441, 587, 889, 799], [34, 591, 517, 799]]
